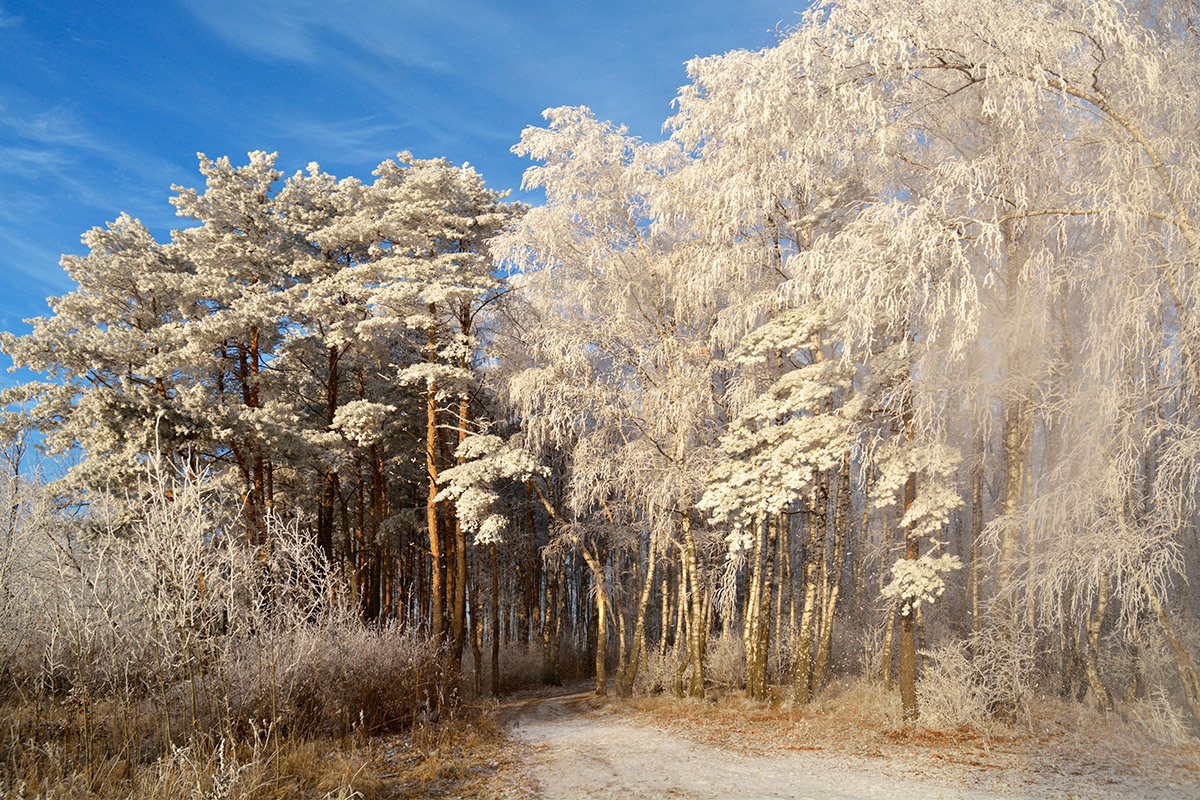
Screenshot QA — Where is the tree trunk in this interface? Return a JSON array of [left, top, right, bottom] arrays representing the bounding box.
[[619, 534, 657, 697], [660, 560, 672, 658], [681, 510, 706, 698], [318, 345, 340, 563], [899, 463, 919, 721], [814, 458, 850, 692], [425, 316, 445, 641], [491, 542, 501, 697], [1143, 579, 1200, 730], [744, 516, 765, 695], [1084, 573, 1113, 712], [794, 478, 824, 703], [450, 393, 471, 665], [542, 560, 560, 685], [467, 568, 483, 697], [971, 432, 983, 654], [881, 601, 897, 690], [581, 542, 609, 696], [750, 515, 778, 700]]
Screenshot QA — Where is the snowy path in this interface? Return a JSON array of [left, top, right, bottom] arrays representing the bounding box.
[[500, 690, 1196, 800]]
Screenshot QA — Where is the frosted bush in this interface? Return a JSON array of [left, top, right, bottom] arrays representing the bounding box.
[[916, 641, 991, 730], [706, 630, 746, 689], [634, 644, 683, 695], [1131, 689, 1196, 746], [972, 619, 1037, 721], [249, 623, 448, 736], [0, 458, 454, 757]]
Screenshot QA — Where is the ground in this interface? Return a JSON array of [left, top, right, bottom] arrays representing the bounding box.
[[454, 681, 1200, 800]]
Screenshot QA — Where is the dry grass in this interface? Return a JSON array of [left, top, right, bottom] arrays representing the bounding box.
[[1, 702, 512, 800]]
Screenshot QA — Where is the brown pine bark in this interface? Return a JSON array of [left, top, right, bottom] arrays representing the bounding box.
[[425, 317, 446, 641], [449, 392, 471, 665]]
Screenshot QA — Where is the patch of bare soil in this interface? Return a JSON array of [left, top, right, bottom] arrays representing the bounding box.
[[482, 683, 1200, 799]]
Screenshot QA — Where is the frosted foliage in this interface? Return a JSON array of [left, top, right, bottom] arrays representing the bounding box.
[[873, 440, 964, 540], [1, 148, 519, 515], [496, 106, 721, 531], [437, 434, 546, 545], [700, 414, 849, 528], [729, 305, 831, 367], [882, 553, 963, 616], [331, 400, 395, 447], [659, 0, 1200, 623]]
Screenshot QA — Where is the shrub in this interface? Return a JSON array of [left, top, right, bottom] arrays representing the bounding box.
[[915, 640, 991, 730]]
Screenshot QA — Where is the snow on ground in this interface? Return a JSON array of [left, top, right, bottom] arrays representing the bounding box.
[[494, 686, 1200, 800]]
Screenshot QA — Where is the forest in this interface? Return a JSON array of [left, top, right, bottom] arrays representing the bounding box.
[[2, 0, 1200, 797]]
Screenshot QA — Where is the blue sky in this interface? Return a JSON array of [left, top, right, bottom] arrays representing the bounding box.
[[0, 0, 805, 378]]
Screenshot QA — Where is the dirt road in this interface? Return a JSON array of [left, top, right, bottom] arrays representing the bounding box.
[[499, 689, 1196, 800]]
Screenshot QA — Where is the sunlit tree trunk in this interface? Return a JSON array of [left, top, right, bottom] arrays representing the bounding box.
[[580, 541, 609, 696], [425, 317, 446, 642], [749, 516, 777, 700], [681, 510, 705, 698], [620, 534, 657, 697], [899, 393, 919, 721], [794, 475, 825, 703]]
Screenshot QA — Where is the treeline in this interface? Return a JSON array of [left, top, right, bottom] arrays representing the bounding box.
[[4, 0, 1200, 747]]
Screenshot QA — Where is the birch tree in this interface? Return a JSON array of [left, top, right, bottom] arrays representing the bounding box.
[[667, 0, 1200, 720]]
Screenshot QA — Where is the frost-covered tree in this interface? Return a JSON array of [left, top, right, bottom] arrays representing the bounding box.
[[2, 151, 521, 644], [483, 0, 1200, 725], [0, 214, 196, 493], [366, 154, 522, 653]]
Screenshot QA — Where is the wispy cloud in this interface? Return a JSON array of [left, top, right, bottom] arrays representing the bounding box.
[[0, 95, 180, 219], [266, 114, 413, 167], [0, 221, 73, 298], [178, 0, 518, 74], [0, 3, 23, 29], [2, 104, 90, 146], [0, 144, 73, 178]]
